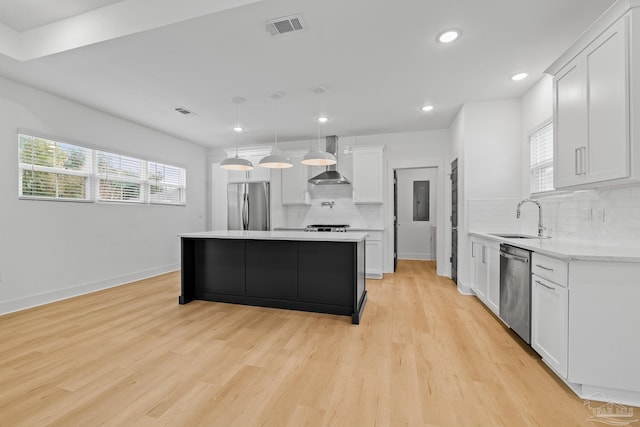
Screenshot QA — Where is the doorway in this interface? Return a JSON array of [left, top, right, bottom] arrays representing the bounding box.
[[394, 168, 438, 263], [450, 158, 458, 284]]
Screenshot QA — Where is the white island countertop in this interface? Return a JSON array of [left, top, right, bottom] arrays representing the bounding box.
[[180, 230, 369, 243], [470, 231, 640, 262]]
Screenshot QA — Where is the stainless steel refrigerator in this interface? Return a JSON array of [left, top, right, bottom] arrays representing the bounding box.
[[227, 182, 270, 231]]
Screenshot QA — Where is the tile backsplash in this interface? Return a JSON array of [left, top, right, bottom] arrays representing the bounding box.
[[469, 185, 640, 246], [283, 185, 384, 229]]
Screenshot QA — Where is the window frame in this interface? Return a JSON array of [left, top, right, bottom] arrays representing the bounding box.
[[528, 118, 555, 195], [17, 131, 187, 206]]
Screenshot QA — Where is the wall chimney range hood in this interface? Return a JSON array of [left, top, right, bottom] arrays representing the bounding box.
[[308, 135, 351, 185]]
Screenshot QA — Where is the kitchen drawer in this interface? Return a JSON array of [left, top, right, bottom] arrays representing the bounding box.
[[532, 253, 568, 287]]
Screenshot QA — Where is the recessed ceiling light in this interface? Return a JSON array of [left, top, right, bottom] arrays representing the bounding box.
[[437, 29, 461, 44], [233, 126, 244, 132], [421, 105, 435, 112], [511, 72, 529, 81], [317, 116, 329, 123]]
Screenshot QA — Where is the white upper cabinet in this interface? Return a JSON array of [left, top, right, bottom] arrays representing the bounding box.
[[281, 152, 310, 205], [352, 146, 384, 204], [226, 149, 271, 183], [550, 9, 639, 189]]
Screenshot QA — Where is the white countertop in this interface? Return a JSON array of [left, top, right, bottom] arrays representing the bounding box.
[[274, 226, 384, 232], [181, 230, 369, 243], [470, 231, 640, 262]]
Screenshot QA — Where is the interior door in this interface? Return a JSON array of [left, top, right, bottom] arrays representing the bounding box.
[[450, 159, 458, 284], [393, 170, 398, 272]]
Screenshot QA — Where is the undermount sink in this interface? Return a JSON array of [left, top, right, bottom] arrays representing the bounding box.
[[490, 233, 544, 239]]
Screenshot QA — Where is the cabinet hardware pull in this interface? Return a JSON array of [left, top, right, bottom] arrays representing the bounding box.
[[575, 148, 580, 175], [536, 280, 556, 291], [535, 264, 554, 271]]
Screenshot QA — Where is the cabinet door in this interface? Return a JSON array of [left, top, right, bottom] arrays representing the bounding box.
[[585, 17, 630, 184], [352, 147, 384, 203], [486, 244, 500, 315], [226, 151, 271, 183], [531, 275, 568, 378], [554, 59, 587, 188], [365, 232, 383, 279], [472, 241, 488, 299], [281, 154, 310, 205], [227, 168, 249, 183], [248, 153, 271, 182]]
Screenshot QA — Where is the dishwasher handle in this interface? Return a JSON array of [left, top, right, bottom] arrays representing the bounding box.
[[500, 251, 529, 264]]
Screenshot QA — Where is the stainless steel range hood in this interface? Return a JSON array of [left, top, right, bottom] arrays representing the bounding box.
[[308, 135, 351, 185]]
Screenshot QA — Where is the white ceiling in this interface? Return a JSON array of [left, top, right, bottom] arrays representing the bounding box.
[[0, 0, 616, 149], [0, 0, 124, 31]]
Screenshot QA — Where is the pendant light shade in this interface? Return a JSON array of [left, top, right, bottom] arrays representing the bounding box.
[[220, 155, 253, 171], [259, 130, 293, 169], [301, 150, 337, 166], [301, 120, 337, 166], [220, 97, 253, 171], [259, 153, 293, 168]]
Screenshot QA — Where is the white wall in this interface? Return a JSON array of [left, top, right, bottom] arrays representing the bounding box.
[[521, 75, 553, 195], [452, 99, 523, 293], [0, 76, 208, 314], [396, 168, 438, 260]]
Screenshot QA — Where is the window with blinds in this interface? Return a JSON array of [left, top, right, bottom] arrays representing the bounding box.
[[18, 134, 92, 200], [529, 122, 554, 194], [97, 151, 144, 202], [148, 162, 186, 205], [18, 133, 186, 205]]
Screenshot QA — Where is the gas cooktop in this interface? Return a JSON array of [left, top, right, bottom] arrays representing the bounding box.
[[304, 224, 351, 232]]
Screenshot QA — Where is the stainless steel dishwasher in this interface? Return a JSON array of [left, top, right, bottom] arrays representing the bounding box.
[[499, 244, 532, 344]]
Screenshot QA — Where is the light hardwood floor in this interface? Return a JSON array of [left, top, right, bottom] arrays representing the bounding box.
[[0, 261, 625, 426]]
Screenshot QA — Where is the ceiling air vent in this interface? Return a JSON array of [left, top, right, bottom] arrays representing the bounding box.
[[265, 15, 305, 36], [174, 107, 197, 116]]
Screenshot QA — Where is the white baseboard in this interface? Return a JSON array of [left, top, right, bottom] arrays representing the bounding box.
[[398, 252, 435, 261], [456, 279, 475, 296], [0, 264, 179, 316]]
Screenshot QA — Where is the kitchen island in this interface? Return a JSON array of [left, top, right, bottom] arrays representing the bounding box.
[[179, 230, 368, 324]]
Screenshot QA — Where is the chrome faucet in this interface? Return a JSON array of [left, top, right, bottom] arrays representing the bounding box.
[[516, 199, 545, 238]]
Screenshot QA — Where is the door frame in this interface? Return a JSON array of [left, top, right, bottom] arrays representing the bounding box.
[[385, 157, 448, 277], [394, 167, 437, 265]]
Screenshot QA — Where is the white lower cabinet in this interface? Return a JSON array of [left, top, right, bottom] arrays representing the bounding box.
[[348, 230, 383, 279], [531, 253, 569, 378], [470, 237, 500, 315], [568, 261, 640, 395], [532, 275, 569, 378], [364, 231, 383, 279]]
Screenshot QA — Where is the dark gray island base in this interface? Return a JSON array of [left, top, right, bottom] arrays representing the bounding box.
[[179, 231, 367, 324]]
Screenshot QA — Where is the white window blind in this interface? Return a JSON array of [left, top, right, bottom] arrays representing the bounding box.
[[18, 134, 92, 200], [530, 122, 554, 194], [148, 162, 186, 205], [17, 132, 186, 206], [97, 151, 144, 202]]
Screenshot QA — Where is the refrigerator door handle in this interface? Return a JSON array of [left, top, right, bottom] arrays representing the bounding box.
[[242, 192, 249, 230]]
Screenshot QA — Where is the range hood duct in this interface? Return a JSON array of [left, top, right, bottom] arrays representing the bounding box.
[[308, 135, 351, 185]]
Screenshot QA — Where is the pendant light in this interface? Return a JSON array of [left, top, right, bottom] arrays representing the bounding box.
[[259, 130, 293, 169], [220, 98, 253, 171], [301, 117, 336, 166]]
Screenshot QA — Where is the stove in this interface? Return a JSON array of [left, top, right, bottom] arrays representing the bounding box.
[[304, 224, 351, 232]]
